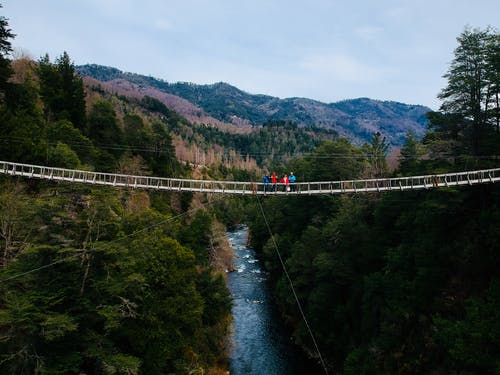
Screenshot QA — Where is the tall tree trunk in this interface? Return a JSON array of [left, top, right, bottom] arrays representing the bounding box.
[[496, 91, 499, 133], [80, 254, 91, 296], [1, 225, 12, 266]]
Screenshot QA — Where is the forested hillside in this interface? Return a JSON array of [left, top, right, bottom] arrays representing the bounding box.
[[0, 13, 234, 374], [76, 64, 430, 147], [248, 27, 500, 374]]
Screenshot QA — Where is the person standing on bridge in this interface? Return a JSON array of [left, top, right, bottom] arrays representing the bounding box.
[[289, 172, 296, 192], [263, 174, 270, 192], [271, 171, 277, 192], [281, 174, 290, 192]]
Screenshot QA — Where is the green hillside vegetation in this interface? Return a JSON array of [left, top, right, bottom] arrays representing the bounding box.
[[0, 13, 233, 374], [247, 26, 500, 374]]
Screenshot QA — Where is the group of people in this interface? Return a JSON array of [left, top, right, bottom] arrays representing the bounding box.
[[262, 171, 297, 192]]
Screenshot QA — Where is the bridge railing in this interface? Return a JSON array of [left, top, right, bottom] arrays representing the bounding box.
[[0, 161, 262, 193], [1, 160, 499, 195], [258, 169, 500, 194]]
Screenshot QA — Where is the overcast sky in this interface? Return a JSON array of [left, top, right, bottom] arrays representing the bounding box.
[[3, 0, 499, 109]]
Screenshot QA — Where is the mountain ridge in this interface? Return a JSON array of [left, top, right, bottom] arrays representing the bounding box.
[[76, 64, 431, 146]]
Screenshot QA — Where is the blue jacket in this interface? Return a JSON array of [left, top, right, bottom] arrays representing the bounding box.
[[289, 175, 296, 183]]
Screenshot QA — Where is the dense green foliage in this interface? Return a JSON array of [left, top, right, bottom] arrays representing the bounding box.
[[0, 8, 13, 102], [438, 27, 499, 156], [249, 181, 499, 373], [248, 27, 500, 374], [38, 52, 86, 131], [0, 185, 232, 374]]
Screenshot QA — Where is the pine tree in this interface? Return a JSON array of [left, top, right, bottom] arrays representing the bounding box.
[[37, 52, 86, 130], [399, 131, 423, 174], [0, 5, 14, 100], [363, 132, 389, 177], [438, 27, 500, 155], [56, 52, 86, 130]]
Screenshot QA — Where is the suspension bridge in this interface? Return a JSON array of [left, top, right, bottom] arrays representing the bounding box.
[[1, 160, 499, 195]]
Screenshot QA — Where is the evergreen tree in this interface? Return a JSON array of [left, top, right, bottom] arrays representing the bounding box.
[[37, 52, 86, 130], [438, 27, 500, 155], [46, 119, 95, 165], [87, 99, 124, 168], [0, 5, 14, 100], [363, 132, 389, 177], [485, 32, 500, 133], [56, 52, 86, 130], [300, 138, 365, 181], [399, 130, 424, 174], [37, 53, 62, 123], [0, 5, 13, 55]]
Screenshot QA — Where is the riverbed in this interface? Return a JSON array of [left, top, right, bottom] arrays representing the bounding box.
[[226, 225, 323, 374]]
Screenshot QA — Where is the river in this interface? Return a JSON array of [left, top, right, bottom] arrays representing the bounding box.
[[226, 225, 324, 375]]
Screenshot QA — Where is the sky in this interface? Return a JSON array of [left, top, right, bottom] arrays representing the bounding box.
[[3, 0, 499, 110]]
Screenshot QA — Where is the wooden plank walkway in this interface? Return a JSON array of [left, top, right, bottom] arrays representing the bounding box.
[[1, 161, 499, 195]]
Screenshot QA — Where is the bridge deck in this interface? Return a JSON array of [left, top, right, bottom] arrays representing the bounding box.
[[1, 161, 499, 195]]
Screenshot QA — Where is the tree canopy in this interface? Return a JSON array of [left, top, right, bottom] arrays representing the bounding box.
[[438, 26, 500, 156]]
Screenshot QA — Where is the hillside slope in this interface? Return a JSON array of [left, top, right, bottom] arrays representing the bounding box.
[[76, 64, 431, 146]]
